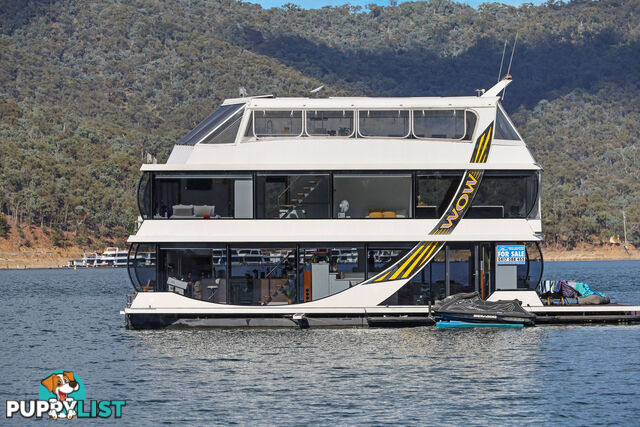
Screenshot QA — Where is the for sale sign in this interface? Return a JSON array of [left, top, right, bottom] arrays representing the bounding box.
[[496, 245, 526, 265]]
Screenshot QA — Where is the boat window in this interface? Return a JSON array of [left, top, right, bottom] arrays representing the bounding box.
[[153, 173, 253, 219], [254, 110, 303, 137], [199, 108, 244, 144], [256, 174, 330, 219], [413, 110, 475, 140], [366, 245, 411, 279], [333, 174, 412, 218], [306, 110, 354, 137], [468, 171, 539, 219], [137, 172, 152, 219], [127, 244, 157, 292], [299, 244, 365, 301], [358, 110, 410, 138], [157, 247, 228, 300], [177, 104, 244, 146], [415, 172, 465, 219], [229, 246, 296, 305], [495, 106, 520, 140], [380, 245, 446, 305], [448, 243, 475, 296], [517, 242, 543, 290]]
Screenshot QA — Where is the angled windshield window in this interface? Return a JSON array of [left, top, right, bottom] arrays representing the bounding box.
[[200, 108, 244, 144], [495, 106, 520, 140], [177, 104, 244, 146]]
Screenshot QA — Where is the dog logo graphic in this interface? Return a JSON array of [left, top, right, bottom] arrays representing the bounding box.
[[40, 371, 81, 419]]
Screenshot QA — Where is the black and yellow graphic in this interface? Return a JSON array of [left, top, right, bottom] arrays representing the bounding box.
[[370, 122, 493, 284]]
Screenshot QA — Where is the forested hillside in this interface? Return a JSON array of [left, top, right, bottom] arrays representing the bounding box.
[[0, 0, 638, 248]]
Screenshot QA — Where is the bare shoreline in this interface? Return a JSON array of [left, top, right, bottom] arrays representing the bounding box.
[[1, 246, 638, 270]]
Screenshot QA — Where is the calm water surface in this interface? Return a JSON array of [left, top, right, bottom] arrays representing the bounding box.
[[1, 260, 639, 425]]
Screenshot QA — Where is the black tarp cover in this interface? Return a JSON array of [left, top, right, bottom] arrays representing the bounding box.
[[434, 292, 536, 322]]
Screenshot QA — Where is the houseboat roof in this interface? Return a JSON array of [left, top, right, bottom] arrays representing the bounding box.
[[228, 95, 501, 110]]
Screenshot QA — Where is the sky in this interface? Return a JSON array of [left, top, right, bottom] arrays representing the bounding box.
[[242, 0, 547, 10]]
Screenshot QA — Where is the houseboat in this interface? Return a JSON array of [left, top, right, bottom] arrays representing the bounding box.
[[123, 77, 640, 328]]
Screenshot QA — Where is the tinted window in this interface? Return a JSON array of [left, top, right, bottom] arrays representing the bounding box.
[[468, 172, 538, 218], [254, 111, 303, 137], [333, 174, 412, 218], [177, 104, 243, 146], [153, 174, 253, 219], [413, 110, 471, 140], [415, 172, 464, 219], [495, 107, 520, 140], [306, 110, 354, 136], [359, 110, 410, 137], [256, 174, 330, 219], [200, 108, 244, 144]]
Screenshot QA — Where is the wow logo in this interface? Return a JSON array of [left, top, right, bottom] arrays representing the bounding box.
[[5, 370, 125, 419]]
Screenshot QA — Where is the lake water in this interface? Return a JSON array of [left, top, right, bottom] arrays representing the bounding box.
[[1, 260, 639, 425]]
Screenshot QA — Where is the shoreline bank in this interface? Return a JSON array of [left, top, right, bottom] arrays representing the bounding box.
[[0, 245, 638, 270]]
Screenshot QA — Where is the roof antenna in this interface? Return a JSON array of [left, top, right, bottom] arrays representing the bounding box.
[[310, 85, 324, 97], [497, 39, 507, 83], [502, 31, 518, 100]]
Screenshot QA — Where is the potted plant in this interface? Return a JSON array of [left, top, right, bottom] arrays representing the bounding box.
[[283, 286, 297, 304]]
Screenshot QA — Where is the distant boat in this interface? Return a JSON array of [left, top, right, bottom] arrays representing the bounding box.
[[98, 247, 128, 267]]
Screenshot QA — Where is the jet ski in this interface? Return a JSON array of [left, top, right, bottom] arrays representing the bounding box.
[[434, 292, 536, 326]]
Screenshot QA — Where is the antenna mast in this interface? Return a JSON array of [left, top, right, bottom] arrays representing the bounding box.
[[497, 39, 507, 83], [502, 31, 518, 100]]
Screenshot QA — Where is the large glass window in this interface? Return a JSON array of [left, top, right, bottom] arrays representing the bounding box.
[[517, 242, 543, 290], [381, 245, 446, 305], [306, 110, 354, 136], [333, 174, 412, 218], [495, 106, 520, 140], [153, 174, 253, 219], [358, 110, 410, 138], [157, 246, 227, 302], [254, 110, 303, 137], [468, 171, 539, 219], [366, 244, 411, 279], [299, 244, 365, 301], [413, 110, 476, 140], [137, 173, 152, 218], [229, 246, 296, 305], [256, 174, 330, 219], [128, 244, 157, 292], [448, 244, 475, 295], [177, 104, 244, 146], [415, 172, 464, 219]]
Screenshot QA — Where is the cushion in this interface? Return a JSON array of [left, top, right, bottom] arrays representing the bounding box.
[[172, 204, 193, 216], [382, 211, 396, 218], [194, 205, 215, 217], [369, 211, 384, 219]]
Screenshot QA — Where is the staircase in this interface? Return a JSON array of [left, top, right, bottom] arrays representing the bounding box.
[[277, 177, 322, 219]]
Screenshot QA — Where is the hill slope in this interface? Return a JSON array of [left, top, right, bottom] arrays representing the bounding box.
[[0, 0, 638, 248]]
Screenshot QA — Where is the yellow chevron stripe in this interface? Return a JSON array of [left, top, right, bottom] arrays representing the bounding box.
[[477, 127, 491, 163], [388, 242, 427, 280], [418, 242, 440, 266], [402, 242, 434, 278], [473, 133, 486, 163], [374, 270, 392, 282]]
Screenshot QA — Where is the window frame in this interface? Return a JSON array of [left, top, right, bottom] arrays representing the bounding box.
[[356, 109, 412, 139], [198, 106, 246, 145], [411, 108, 477, 142], [304, 109, 356, 138], [252, 109, 305, 139]]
